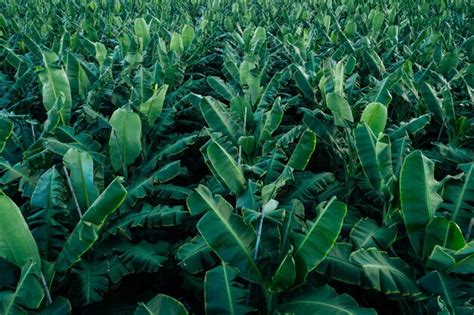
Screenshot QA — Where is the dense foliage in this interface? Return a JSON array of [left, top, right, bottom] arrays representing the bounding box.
[[0, 0, 473, 314]]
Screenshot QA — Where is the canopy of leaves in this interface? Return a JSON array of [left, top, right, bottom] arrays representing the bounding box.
[[0, 0, 472, 314]]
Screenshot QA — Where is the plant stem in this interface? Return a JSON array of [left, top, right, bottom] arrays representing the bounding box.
[[39, 272, 53, 304], [63, 166, 83, 218]]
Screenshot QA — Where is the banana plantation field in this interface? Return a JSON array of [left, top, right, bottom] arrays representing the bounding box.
[[0, 0, 473, 314]]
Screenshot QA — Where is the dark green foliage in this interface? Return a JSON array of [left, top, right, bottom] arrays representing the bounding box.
[[0, 0, 472, 314]]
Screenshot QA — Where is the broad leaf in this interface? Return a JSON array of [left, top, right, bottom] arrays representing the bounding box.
[[191, 185, 263, 283], [400, 151, 443, 254], [277, 285, 376, 315], [55, 178, 127, 272], [63, 148, 99, 210], [325, 92, 353, 127], [422, 217, 466, 259], [0, 260, 44, 314], [288, 129, 317, 171], [292, 198, 347, 280], [207, 140, 246, 195], [0, 191, 41, 272], [204, 264, 253, 315], [350, 248, 421, 297], [109, 107, 142, 171], [38, 51, 72, 124], [360, 102, 387, 136], [135, 294, 188, 315]]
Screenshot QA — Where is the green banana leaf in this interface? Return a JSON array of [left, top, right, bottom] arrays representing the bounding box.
[[190, 185, 263, 283], [0, 117, 13, 153], [63, 148, 99, 210], [170, 32, 184, 54], [422, 217, 466, 259], [294, 65, 315, 102], [316, 242, 363, 285], [30, 167, 68, 260], [177, 236, 215, 274], [207, 140, 246, 195], [292, 197, 347, 280], [200, 96, 240, 143], [134, 18, 151, 50], [360, 102, 387, 136], [181, 24, 195, 49], [418, 271, 473, 315], [39, 296, 71, 314], [440, 163, 474, 232], [55, 177, 127, 272], [207, 76, 237, 101], [350, 248, 421, 297], [140, 84, 168, 125], [355, 123, 383, 192], [288, 129, 317, 171], [400, 150, 442, 254], [38, 51, 72, 124], [0, 191, 41, 273], [325, 92, 354, 127], [109, 107, 142, 172], [258, 98, 283, 144], [269, 252, 296, 292], [135, 294, 188, 315], [350, 218, 397, 250], [0, 260, 44, 313], [420, 82, 444, 123], [204, 264, 253, 315], [276, 285, 376, 315]]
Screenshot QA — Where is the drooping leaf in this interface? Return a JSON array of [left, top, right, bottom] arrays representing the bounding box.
[[114, 240, 168, 273], [72, 259, 109, 304], [108, 204, 187, 236], [207, 76, 237, 101]]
